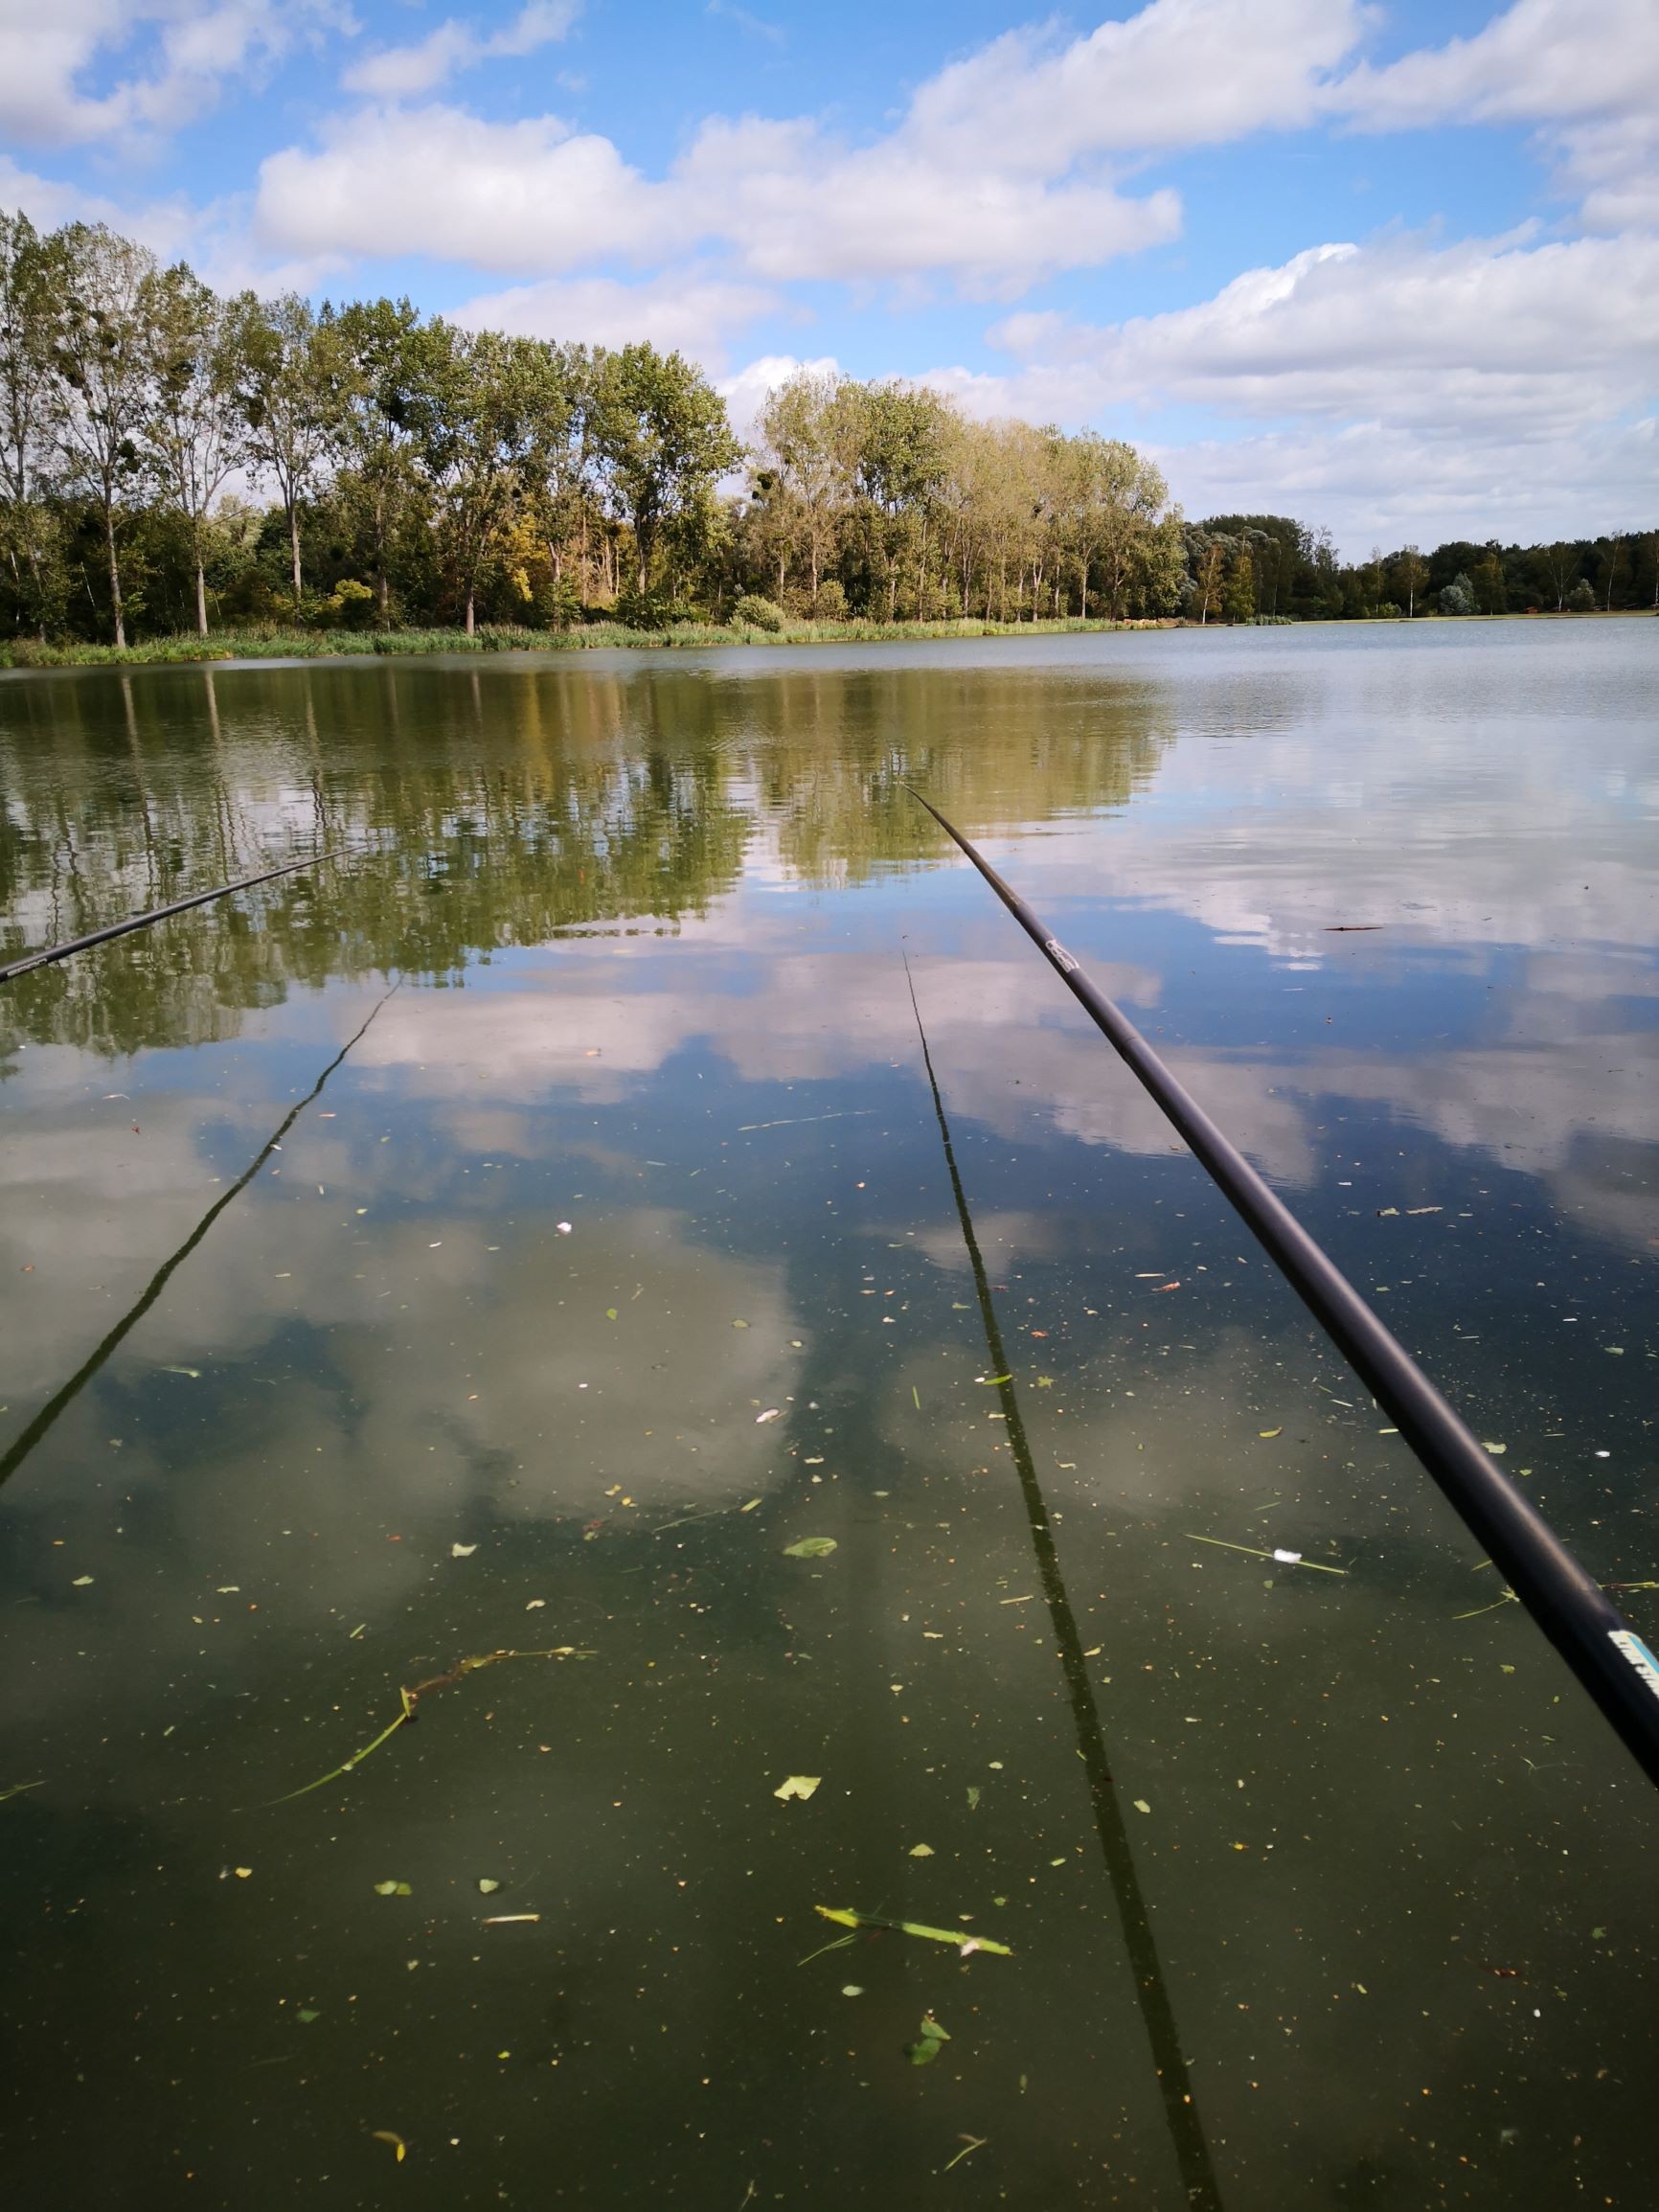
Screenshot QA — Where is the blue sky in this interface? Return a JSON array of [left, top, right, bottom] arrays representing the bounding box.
[[2, 0, 1656, 552]]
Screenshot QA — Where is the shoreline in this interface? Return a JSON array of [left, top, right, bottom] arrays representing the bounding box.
[[0, 606, 1648, 675]]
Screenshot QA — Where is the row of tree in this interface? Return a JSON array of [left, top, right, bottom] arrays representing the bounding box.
[[2, 211, 1653, 645]]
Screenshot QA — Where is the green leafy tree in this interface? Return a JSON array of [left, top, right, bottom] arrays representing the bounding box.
[[756, 369, 852, 611], [1222, 546, 1256, 623], [0, 213, 69, 635], [592, 344, 740, 595], [1440, 572, 1476, 615], [1393, 545, 1427, 617], [329, 296, 430, 624], [50, 223, 160, 647], [413, 324, 550, 634], [140, 267, 252, 634], [238, 294, 351, 604]]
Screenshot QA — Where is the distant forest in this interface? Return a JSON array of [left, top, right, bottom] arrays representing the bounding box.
[[2, 211, 1654, 647]]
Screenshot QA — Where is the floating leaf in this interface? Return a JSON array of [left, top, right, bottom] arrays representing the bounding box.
[[71, 1576, 94, 1587], [1133, 1799, 1151, 1814], [740, 1498, 761, 1513], [450, 1542, 477, 1559], [732, 1318, 749, 1329], [966, 1787, 981, 1810], [478, 1878, 501, 1894], [905, 2015, 951, 2066], [815, 1904, 1011, 1956], [774, 1774, 822, 1802], [371, 2131, 406, 2163], [605, 1308, 618, 1321], [297, 2008, 320, 2023], [234, 1866, 253, 1879], [374, 1880, 414, 1897], [841, 1984, 863, 1996], [756, 1408, 782, 1424], [1483, 1442, 1508, 1455], [1258, 1427, 1283, 1439], [907, 1842, 935, 1858], [783, 1537, 837, 1560]]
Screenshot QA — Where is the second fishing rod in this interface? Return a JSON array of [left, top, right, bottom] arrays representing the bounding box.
[[905, 784, 1659, 1796]]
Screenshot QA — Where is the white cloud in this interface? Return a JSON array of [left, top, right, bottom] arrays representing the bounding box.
[[0, 0, 348, 149], [984, 227, 1659, 433], [716, 353, 841, 444], [342, 1, 579, 100], [908, 0, 1366, 171], [257, 103, 678, 271], [455, 267, 777, 359], [1332, 0, 1659, 239], [1333, 0, 1659, 131], [262, 0, 1393, 290]]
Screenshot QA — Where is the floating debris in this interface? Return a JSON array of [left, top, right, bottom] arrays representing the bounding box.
[[906, 2015, 951, 2066], [270, 1645, 594, 1805], [1185, 1533, 1348, 1575], [773, 1775, 822, 1802], [814, 1905, 1011, 1957], [783, 1537, 837, 1560]]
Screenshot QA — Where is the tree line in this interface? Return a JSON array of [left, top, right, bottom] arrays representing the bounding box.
[[1, 211, 1653, 647]]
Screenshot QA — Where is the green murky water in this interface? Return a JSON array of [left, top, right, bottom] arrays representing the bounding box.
[[1, 623, 1655, 2208]]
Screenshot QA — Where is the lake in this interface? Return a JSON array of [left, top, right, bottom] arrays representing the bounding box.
[[1, 619, 1655, 2209]]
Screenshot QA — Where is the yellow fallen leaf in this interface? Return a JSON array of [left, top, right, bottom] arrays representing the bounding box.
[[1258, 1427, 1282, 1439], [234, 1866, 253, 1879], [908, 1842, 934, 1858], [371, 2131, 406, 2162], [774, 1775, 822, 1802]]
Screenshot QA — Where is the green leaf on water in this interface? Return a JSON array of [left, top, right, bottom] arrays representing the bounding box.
[[374, 1880, 413, 1897], [784, 1537, 837, 1559], [773, 1774, 822, 1802], [905, 2015, 951, 2065], [908, 1842, 934, 1858], [478, 1878, 502, 1894], [966, 1787, 981, 1810], [297, 2008, 320, 2023], [605, 1308, 618, 1321], [1592, 1926, 1607, 1939]]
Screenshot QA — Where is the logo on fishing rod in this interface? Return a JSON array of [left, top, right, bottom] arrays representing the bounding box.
[[1610, 1630, 1659, 1701], [1044, 939, 1079, 975]]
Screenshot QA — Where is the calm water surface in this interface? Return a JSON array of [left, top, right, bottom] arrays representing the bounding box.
[[1, 622, 1655, 2208]]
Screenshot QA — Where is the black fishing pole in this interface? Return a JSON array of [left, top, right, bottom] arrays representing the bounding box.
[[0, 849, 340, 985], [905, 787, 1659, 1794]]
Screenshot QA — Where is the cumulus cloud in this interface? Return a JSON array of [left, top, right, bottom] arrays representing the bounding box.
[[0, 0, 347, 149], [1332, 0, 1659, 240], [257, 97, 1182, 289], [342, 2, 580, 100], [257, 103, 680, 272], [455, 267, 778, 359], [257, 0, 1382, 290], [988, 230, 1659, 432]]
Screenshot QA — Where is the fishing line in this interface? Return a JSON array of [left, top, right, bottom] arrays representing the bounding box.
[[0, 848, 345, 985], [903, 950, 1224, 2212], [905, 786, 1659, 1794]]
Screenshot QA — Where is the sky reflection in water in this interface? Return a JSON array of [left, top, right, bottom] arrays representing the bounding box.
[[0, 622, 1655, 2210]]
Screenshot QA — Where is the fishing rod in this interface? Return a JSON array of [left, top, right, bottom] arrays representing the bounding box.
[[905, 787, 1659, 1795], [0, 849, 342, 985]]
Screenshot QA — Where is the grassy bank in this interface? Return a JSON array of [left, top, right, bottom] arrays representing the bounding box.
[[0, 613, 1177, 671]]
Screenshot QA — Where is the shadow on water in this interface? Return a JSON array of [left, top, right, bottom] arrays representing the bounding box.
[[903, 952, 1224, 2211], [0, 984, 398, 1490]]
